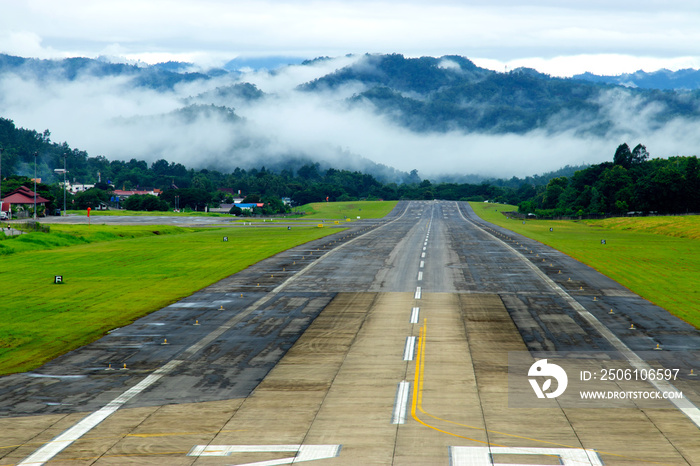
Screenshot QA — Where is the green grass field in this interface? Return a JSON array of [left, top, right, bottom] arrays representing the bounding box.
[[296, 200, 398, 219], [0, 224, 340, 375], [469, 202, 700, 327]]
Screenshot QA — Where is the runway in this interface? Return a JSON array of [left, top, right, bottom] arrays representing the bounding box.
[[2, 201, 699, 465]]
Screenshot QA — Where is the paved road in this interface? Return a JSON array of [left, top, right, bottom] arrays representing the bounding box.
[[2, 201, 699, 465]]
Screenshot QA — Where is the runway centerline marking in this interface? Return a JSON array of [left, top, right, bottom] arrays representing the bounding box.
[[403, 336, 417, 361], [410, 307, 420, 324], [392, 381, 411, 424]]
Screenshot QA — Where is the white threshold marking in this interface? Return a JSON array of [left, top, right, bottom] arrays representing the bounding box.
[[188, 444, 342, 465], [420, 260, 425, 268], [18, 360, 183, 466], [417, 271, 423, 281], [457, 201, 700, 429], [403, 336, 417, 360], [414, 287, 422, 299], [410, 307, 420, 323], [449, 446, 602, 466], [391, 381, 411, 424]]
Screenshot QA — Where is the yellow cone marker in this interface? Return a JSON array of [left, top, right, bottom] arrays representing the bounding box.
[[629, 323, 636, 330], [609, 309, 614, 314], [162, 338, 168, 345], [194, 320, 200, 326], [654, 343, 662, 350]]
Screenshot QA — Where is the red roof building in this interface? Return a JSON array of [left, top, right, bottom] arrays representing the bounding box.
[[2, 186, 50, 207]]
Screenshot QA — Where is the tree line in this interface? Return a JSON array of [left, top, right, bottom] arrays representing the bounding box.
[[519, 143, 700, 217]]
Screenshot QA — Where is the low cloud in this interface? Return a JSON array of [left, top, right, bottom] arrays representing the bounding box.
[[1, 57, 699, 181]]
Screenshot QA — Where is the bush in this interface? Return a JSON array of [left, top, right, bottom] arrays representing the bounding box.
[[122, 194, 169, 212]]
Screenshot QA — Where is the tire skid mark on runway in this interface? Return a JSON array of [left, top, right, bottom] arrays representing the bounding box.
[[456, 201, 700, 431], [17, 205, 419, 465], [17, 208, 417, 465]]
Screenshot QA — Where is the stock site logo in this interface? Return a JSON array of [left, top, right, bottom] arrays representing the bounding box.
[[528, 359, 568, 398]]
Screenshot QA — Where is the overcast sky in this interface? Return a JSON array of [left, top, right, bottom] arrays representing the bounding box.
[[1, 0, 700, 76]]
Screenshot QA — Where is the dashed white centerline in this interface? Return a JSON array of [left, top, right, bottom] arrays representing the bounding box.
[[403, 336, 417, 360], [421, 252, 425, 258], [391, 381, 411, 424], [417, 271, 423, 281], [410, 307, 420, 323], [419, 261, 424, 268], [414, 287, 422, 299]]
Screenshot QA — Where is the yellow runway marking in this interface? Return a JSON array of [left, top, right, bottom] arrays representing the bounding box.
[[410, 318, 671, 465]]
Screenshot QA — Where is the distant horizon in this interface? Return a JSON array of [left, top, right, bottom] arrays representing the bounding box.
[[3, 50, 699, 79], [2, 1, 699, 79]]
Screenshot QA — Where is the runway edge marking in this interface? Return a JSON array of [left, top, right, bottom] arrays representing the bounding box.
[[18, 202, 413, 466], [456, 201, 700, 429]]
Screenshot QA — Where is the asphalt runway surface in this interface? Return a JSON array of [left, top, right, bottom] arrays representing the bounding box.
[[2, 201, 700, 465]]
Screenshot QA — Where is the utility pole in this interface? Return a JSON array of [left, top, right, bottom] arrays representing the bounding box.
[[0, 146, 3, 216], [54, 153, 68, 215], [33, 151, 38, 221], [63, 154, 67, 214]]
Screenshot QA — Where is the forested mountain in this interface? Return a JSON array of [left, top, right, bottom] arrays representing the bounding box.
[[2, 52, 700, 201], [574, 68, 700, 90], [0, 53, 220, 90], [300, 54, 700, 135]]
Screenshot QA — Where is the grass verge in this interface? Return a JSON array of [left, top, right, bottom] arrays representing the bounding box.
[[469, 202, 700, 328], [0, 225, 340, 375], [297, 200, 398, 219]]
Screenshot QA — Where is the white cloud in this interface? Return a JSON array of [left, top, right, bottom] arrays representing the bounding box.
[[0, 30, 59, 59], [2, 56, 700, 179], [2, 2, 700, 178], [1, 1, 699, 77]]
